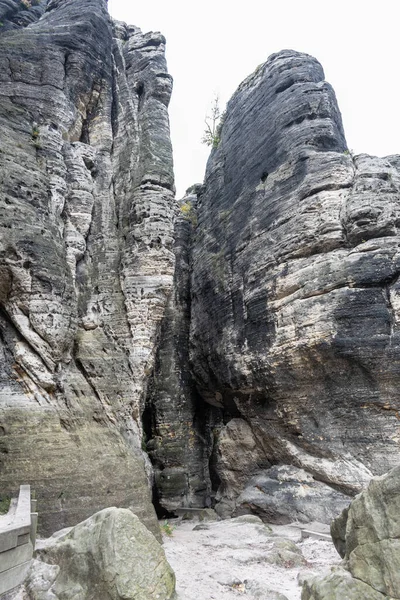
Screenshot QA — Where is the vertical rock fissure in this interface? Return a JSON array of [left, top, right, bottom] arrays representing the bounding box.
[[145, 189, 224, 513]]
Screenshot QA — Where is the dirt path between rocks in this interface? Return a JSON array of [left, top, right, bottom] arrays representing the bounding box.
[[163, 517, 340, 600]]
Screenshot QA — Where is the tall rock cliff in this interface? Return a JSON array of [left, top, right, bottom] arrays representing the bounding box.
[[152, 50, 400, 521], [0, 0, 174, 536], [189, 50, 400, 519]]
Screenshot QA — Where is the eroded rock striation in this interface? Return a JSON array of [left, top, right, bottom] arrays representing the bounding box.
[[0, 0, 174, 536], [0, 0, 47, 31], [152, 50, 400, 520]]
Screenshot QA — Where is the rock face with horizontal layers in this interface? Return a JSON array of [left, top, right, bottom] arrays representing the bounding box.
[[187, 49, 400, 518], [24, 508, 176, 600], [0, 0, 174, 536], [0, 0, 47, 31], [302, 465, 400, 599]]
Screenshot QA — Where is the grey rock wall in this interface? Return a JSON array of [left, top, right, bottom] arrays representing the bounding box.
[[0, 0, 174, 537], [187, 50, 400, 518]]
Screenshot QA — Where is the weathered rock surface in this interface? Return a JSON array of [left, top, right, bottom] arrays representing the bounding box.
[[24, 508, 176, 600], [234, 465, 350, 525], [245, 583, 289, 600], [0, 0, 174, 536], [266, 537, 307, 568], [302, 568, 390, 600], [302, 465, 400, 599], [185, 49, 400, 517], [2, 0, 399, 543], [0, 0, 47, 31]]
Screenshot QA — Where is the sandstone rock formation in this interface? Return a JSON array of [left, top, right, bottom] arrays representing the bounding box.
[[187, 50, 400, 518], [1, 0, 399, 536], [302, 465, 400, 599], [0, 0, 174, 536], [150, 50, 400, 520], [25, 508, 176, 600]]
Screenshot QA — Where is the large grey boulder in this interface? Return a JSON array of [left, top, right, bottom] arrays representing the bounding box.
[[302, 465, 400, 599], [0, 0, 174, 536], [302, 568, 390, 600], [234, 465, 350, 524], [25, 508, 176, 600]]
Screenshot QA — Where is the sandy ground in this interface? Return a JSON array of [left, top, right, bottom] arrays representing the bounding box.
[[162, 517, 340, 600]]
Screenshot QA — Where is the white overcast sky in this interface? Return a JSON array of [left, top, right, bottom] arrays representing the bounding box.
[[108, 0, 400, 198]]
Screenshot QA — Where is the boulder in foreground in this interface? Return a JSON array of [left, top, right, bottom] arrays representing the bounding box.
[[302, 465, 400, 599], [25, 508, 176, 600]]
